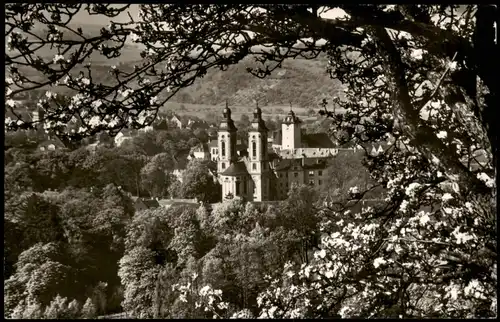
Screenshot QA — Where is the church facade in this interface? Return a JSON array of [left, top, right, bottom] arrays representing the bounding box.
[[214, 103, 347, 202]]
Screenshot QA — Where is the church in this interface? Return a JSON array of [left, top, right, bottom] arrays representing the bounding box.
[[212, 103, 343, 202]]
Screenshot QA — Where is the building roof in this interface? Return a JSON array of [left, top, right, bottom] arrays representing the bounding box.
[[274, 157, 330, 171], [219, 106, 237, 132], [135, 198, 160, 209], [235, 141, 247, 152], [302, 133, 335, 148], [250, 106, 268, 132], [272, 130, 282, 145], [283, 109, 301, 125], [208, 139, 218, 148], [220, 161, 249, 176]]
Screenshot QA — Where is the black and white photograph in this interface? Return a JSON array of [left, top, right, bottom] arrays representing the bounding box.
[[4, 3, 497, 319]]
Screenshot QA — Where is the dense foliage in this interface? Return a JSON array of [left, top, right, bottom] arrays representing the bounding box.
[[4, 3, 497, 319]]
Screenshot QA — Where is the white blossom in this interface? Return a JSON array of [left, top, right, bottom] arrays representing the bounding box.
[[383, 5, 397, 12], [448, 61, 458, 72], [410, 48, 425, 60], [373, 257, 387, 268], [6, 88, 12, 96], [81, 78, 90, 86], [452, 227, 474, 244], [436, 130, 448, 139], [53, 54, 65, 64], [419, 212, 431, 225], [6, 99, 16, 107], [129, 32, 141, 42], [6, 77, 14, 85], [442, 193, 453, 202], [92, 99, 103, 109], [399, 200, 409, 213], [477, 172, 494, 188], [405, 182, 421, 197]]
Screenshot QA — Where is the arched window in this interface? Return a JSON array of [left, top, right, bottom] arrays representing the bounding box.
[[252, 141, 257, 158], [221, 141, 226, 157]]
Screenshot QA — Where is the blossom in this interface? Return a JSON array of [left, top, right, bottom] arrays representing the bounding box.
[[6, 99, 16, 107], [399, 200, 409, 213], [81, 78, 90, 86], [53, 54, 65, 64], [436, 131, 448, 139], [477, 172, 494, 188], [316, 249, 326, 259], [442, 193, 453, 202], [383, 5, 396, 12], [373, 257, 386, 268], [452, 227, 474, 244], [129, 32, 141, 42], [419, 212, 431, 225], [448, 61, 458, 72], [410, 48, 425, 60], [405, 182, 421, 197]]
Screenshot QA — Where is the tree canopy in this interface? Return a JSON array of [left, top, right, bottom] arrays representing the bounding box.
[[4, 4, 497, 318]]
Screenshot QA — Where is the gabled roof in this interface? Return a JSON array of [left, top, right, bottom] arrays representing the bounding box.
[[236, 142, 247, 152], [274, 157, 330, 171], [208, 139, 218, 148], [221, 161, 249, 176], [135, 198, 160, 208], [302, 133, 335, 148]]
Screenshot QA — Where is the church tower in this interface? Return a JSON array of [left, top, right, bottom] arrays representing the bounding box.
[[281, 106, 301, 150], [217, 102, 238, 174], [248, 103, 270, 201]]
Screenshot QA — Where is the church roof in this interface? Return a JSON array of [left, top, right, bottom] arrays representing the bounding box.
[[219, 105, 237, 132], [283, 109, 301, 125], [302, 133, 335, 148], [220, 161, 249, 176]]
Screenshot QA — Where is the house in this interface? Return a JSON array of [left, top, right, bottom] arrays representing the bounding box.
[[37, 137, 67, 152], [188, 142, 210, 161], [114, 131, 133, 147], [133, 197, 160, 212], [169, 114, 192, 129]]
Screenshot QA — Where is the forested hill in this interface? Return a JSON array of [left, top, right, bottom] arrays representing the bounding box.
[[170, 55, 344, 108]]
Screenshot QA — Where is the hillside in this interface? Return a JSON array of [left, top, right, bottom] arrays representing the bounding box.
[[169, 55, 344, 108], [14, 23, 344, 110]]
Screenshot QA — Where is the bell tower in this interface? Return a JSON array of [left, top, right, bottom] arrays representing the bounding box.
[[248, 102, 270, 201], [217, 101, 238, 174], [281, 104, 301, 150]]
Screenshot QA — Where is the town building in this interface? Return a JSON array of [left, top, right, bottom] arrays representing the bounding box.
[[213, 103, 359, 202]]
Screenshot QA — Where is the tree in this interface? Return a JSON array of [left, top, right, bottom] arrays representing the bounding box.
[[118, 208, 178, 318], [81, 298, 98, 319], [179, 160, 221, 203], [140, 155, 176, 198], [5, 4, 497, 318]]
